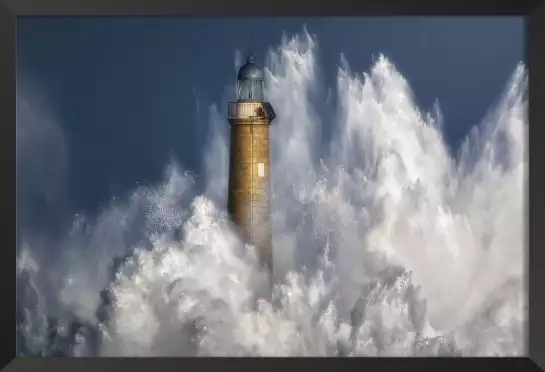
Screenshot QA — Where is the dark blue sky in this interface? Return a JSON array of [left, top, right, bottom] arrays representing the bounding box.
[[17, 17, 524, 216]]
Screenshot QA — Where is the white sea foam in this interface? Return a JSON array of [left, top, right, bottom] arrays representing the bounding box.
[[16, 30, 527, 357]]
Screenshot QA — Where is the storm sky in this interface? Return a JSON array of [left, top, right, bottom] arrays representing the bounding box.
[[17, 16, 524, 220]]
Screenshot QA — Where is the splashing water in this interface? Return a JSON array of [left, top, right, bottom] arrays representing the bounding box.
[[16, 30, 527, 357]]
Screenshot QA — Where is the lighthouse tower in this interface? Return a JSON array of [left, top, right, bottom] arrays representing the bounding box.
[[227, 54, 276, 273]]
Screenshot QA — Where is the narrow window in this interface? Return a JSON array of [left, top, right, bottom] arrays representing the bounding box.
[[257, 163, 265, 178]]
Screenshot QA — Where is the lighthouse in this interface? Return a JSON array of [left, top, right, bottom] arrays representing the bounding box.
[[227, 54, 276, 273]]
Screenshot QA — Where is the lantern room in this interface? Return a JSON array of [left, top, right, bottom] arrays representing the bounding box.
[[236, 54, 265, 102]]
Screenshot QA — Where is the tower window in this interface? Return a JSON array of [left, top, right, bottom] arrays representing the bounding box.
[[257, 163, 265, 178]]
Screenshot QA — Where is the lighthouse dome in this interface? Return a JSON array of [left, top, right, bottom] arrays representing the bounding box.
[[237, 55, 264, 81], [236, 54, 265, 102]]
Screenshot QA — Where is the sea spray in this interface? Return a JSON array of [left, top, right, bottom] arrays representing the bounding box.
[[16, 30, 527, 357]]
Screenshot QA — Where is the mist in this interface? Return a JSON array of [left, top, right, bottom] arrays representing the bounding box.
[[16, 30, 527, 357]]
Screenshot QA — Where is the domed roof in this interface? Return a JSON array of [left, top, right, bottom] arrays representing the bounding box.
[[237, 55, 264, 80]]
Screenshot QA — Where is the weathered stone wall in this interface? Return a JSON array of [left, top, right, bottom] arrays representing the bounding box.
[[227, 118, 272, 272]]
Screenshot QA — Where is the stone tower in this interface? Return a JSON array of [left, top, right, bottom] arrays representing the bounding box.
[[227, 54, 276, 273]]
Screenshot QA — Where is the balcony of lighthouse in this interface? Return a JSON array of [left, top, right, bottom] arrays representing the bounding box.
[[228, 101, 277, 122]]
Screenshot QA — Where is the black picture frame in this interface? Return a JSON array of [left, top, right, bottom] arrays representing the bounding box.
[[3, 0, 544, 371]]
